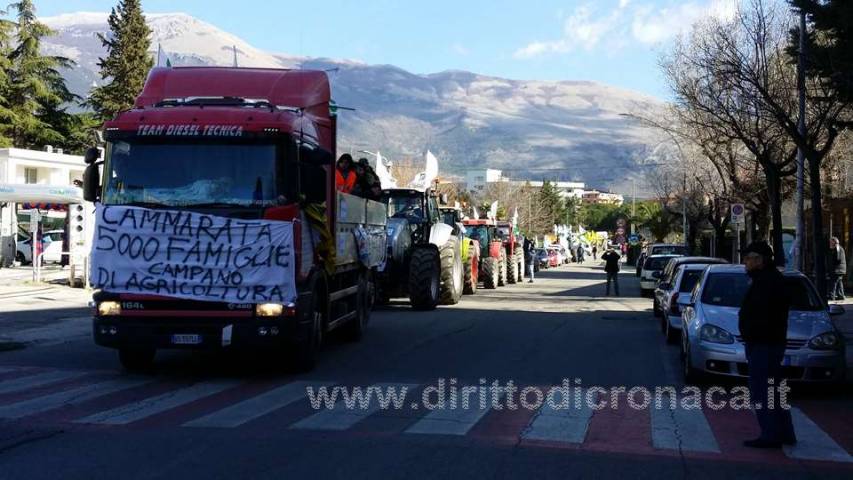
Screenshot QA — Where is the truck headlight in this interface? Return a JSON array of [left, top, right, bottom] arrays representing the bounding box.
[[98, 301, 122, 316], [256, 303, 284, 317], [700, 324, 734, 344], [808, 332, 841, 350]]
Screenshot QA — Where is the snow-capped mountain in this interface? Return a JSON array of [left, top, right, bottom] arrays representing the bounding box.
[[42, 12, 666, 191]]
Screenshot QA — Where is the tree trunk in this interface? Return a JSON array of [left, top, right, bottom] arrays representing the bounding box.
[[809, 158, 827, 298], [765, 167, 787, 267]]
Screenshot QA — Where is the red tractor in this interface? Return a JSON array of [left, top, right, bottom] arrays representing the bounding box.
[[462, 218, 506, 289], [496, 221, 525, 284]]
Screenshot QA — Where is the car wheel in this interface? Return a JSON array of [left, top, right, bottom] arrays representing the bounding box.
[[15, 252, 27, 265], [664, 317, 678, 344], [653, 298, 661, 318], [682, 342, 704, 385]]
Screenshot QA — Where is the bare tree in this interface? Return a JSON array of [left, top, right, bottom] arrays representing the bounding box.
[[661, 1, 803, 266]]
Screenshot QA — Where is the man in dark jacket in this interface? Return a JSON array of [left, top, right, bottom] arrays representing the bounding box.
[[739, 241, 795, 449], [828, 237, 847, 301], [523, 237, 535, 283], [602, 247, 621, 296]]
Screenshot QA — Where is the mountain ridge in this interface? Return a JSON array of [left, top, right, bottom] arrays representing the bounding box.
[[41, 11, 667, 191]]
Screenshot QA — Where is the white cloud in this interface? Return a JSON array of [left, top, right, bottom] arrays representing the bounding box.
[[631, 0, 738, 45], [514, 0, 741, 59]]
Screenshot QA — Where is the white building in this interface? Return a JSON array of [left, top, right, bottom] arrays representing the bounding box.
[[582, 189, 625, 205], [0, 147, 86, 266], [465, 168, 506, 192]]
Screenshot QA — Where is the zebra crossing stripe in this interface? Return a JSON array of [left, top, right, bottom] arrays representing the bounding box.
[[406, 390, 505, 436], [291, 383, 418, 431], [784, 407, 853, 463], [0, 371, 83, 395], [0, 378, 151, 419], [650, 400, 720, 453], [75, 381, 240, 425], [522, 390, 593, 443], [184, 381, 334, 428]]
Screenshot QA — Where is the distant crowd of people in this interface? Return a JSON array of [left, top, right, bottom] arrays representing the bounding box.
[[335, 154, 382, 201]]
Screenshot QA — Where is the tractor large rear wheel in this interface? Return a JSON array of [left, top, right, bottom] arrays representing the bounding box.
[[506, 250, 519, 284], [498, 251, 508, 286], [463, 247, 478, 294], [482, 257, 499, 290], [409, 247, 440, 310], [439, 237, 463, 305]]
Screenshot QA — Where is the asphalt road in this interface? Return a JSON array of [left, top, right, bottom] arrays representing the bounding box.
[[0, 263, 851, 479]]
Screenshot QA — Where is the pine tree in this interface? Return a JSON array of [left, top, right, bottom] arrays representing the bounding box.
[[6, 0, 77, 148], [0, 10, 15, 147], [89, 0, 153, 121]]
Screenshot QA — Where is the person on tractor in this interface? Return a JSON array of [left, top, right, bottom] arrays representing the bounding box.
[[335, 154, 357, 193]]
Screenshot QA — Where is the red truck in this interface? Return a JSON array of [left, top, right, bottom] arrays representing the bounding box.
[[82, 67, 386, 372]]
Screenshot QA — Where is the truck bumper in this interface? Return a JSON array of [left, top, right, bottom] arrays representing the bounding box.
[[93, 314, 306, 351]]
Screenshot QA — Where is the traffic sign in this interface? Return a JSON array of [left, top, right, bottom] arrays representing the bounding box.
[[731, 203, 745, 224]]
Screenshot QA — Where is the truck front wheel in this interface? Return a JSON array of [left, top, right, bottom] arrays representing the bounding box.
[[118, 347, 155, 372], [409, 247, 440, 310], [291, 289, 323, 372]]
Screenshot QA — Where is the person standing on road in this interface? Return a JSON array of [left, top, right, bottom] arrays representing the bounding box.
[[602, 247, 620, 296], [739, 241, 795, 449], [592, 245, 598, 260], [828, 237, 846, 301], [577, 245, 584, 263], [523, 236, 535, 283]]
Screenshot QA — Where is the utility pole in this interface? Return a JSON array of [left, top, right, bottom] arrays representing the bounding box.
[[794, 9, 807, 272]]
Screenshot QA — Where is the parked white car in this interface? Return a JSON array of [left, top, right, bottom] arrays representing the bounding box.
[[16, 230, 65, 264], [640, 254, 681, 296]]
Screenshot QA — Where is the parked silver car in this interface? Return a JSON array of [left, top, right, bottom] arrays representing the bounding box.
[[681, 264, 846, 384], [657, 264, 708, 343]]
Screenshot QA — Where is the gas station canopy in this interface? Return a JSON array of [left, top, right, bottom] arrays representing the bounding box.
[[0, 184, 84, 204]]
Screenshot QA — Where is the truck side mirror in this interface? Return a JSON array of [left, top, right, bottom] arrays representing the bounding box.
[[83, 163, 101, 202]]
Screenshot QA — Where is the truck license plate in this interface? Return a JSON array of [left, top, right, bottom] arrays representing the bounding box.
[[171, 334, 202, 345]]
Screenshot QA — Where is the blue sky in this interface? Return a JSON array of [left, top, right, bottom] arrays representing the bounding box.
[[37, 0, 739, 99]]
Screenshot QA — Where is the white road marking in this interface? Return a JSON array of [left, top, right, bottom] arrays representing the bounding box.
[[291, 383, 417, 431], [75, 381, 240, 425], [650, 399, 720, 453], [522, 390, 593, 443], [0, 378, 151, 419], [406, 388, 503, 436], [0, 371, 83, 395], [184, 381, 333, 428], [784, 407, 852, 463]]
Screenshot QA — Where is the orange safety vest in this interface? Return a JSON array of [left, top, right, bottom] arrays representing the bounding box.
[[336, 168, 356, 193]]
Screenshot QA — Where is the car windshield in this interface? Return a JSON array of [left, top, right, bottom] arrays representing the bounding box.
[[652, 245, 687, 255], [701, 273, 751, 307], [103, 141, 279, 207], [678, 270, 703, 292], [701, 273, 824, 310], [644, 256, 675, 270]]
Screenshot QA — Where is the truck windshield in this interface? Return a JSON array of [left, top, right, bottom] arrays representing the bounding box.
[[102, 141, 279, 207]]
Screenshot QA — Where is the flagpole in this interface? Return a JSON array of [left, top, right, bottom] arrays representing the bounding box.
[[157, 43, 162, 67]]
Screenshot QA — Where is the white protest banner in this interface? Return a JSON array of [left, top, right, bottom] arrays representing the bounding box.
[[90, 204, 296, 304]]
